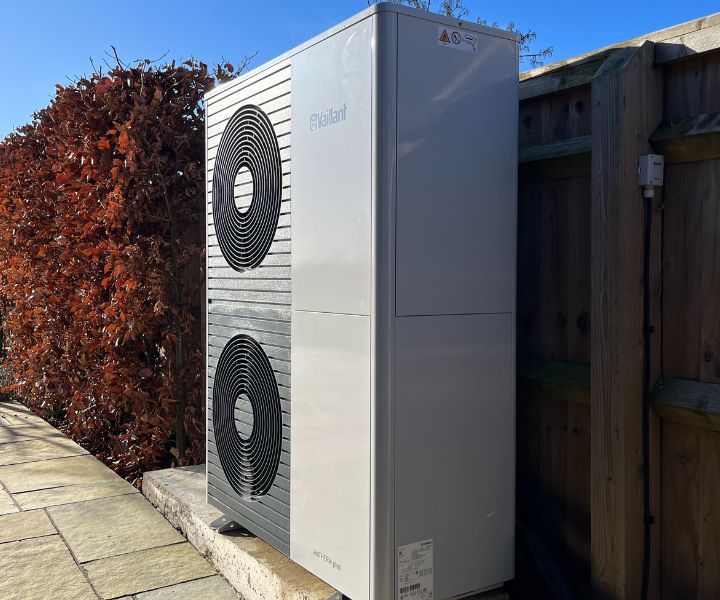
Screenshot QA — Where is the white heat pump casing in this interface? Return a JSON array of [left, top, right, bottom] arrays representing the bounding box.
[[206, 5, 518, 600]]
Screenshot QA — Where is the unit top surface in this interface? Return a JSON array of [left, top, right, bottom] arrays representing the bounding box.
[[204, 2, 519, 103]]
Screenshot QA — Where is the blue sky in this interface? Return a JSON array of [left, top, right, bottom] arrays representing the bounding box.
[[1, 0, 717, 138]]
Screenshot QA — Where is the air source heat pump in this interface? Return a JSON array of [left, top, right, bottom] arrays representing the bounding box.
[[206, 4, 518, 599]]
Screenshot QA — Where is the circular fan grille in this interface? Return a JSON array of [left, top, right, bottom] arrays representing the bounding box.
[[213, 334, 282, 499], [212, 104, 282, 271]]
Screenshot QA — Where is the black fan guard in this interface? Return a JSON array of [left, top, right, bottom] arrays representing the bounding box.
[[213, 334, 283, 499], [212, 104, 282, 271]]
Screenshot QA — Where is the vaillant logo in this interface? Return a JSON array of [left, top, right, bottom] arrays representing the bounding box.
[[310, 103, 347, 131]]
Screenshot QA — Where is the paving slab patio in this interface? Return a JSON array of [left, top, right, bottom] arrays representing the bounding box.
[[0, 487, 18, 515], [84, 543, 218, 598], [0, 400, 238, 600], [0, 435, 88, 465], [132, 576, 240, 600], [0, 509, 56, 543], [14, 477, 137, 510], [0, 423, 64, 443], [0, 403, 49, 427], [0, 454, 118, 493], [48, 493, 186, 563], [0, 535, 97, 600]]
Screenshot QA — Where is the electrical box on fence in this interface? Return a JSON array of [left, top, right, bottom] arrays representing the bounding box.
[[638, 154, 665, 187]]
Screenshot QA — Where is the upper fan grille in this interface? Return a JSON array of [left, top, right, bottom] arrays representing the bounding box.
[[212, 104, 282, 271], [212, 334, 283, 499]]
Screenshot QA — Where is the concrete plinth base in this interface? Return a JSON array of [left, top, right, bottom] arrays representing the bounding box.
[[142, 465, 337, 600], [143, 465, 509, 600]]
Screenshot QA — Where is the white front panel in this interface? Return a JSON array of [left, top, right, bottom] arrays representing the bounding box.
[[395, 313, 515, 598], [290, 311, 371, 600], [291, 18, 374, 316], [395, 15, 518, 316]]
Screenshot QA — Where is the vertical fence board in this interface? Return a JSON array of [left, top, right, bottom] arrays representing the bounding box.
[[664, 53, 720, 120], [698, 429, 720, 596], [698, 162, 720, 384], [519, 87, 592, 148], [663, 160, 720, 382], [538, 183, 569, 360], [518, 178, 591, 363], [661, 422, 720, 598], [516, 378, 591, 591], [566, 401, 591, 567], [663, 163, 703, 379], [661, 421, 700, 597], [517, 182, 542, 358], [566, 178, 592, 364], [590, 42, 663, 599]]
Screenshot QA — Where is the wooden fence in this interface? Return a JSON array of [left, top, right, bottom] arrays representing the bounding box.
[[516, 14, 720, 599]]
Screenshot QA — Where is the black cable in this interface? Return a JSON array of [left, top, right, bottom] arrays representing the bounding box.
[[640, 191, 654, 600]]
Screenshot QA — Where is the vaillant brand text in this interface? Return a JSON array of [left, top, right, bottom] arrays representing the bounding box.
[[310, 104, 347, 131]]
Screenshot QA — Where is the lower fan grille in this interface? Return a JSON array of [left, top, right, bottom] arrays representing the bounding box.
[[212, 334, 282, 499]]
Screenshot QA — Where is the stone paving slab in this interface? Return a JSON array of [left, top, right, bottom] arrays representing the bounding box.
[[14, 478, 138, 510], [0, 535, 97, 600], [0, 402, 35, 417], [0, 401, 255, 600], [0, 509, 56, 543], [0, 453, 122, 493], [0, 423, 64, 444], [84, 542, 217, 599], [0, 487, 18, 515], [48, 493, 185, 563], [133, 575, 239, 599], [0, 403, 48, 427], [0, 436, 88, 466]]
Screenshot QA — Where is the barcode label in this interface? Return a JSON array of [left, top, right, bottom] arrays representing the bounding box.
[[398, 539, 433, 599]]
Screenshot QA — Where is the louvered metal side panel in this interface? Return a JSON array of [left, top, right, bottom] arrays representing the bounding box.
[[206, 61, 292, 555]]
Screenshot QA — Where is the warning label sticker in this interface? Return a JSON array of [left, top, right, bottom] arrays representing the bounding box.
[[438, 26, 478, 53], [398, 539, 433, 600]]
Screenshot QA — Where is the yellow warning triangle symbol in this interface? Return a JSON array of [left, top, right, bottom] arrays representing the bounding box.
[[439, 29, 450, 43]]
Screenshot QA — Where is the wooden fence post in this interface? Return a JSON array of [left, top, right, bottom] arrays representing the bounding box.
[[590, 41, 663, 599]]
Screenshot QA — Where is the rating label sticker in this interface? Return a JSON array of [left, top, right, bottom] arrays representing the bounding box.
[[398, 539, 433, 600], [438, 26, 478, 53]]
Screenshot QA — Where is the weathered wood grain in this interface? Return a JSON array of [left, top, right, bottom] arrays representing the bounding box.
[[518, 135, 591, 164], [651, 377, 720, 432], [519, 58, 604, 101], [517, 178, 591, 363], [656, 24, 720, 63], [661, 421, 700, 598], [521, 12, 720, 83], [519, 87, 592, 147], [515, 12, 720, 600], [660, 421, 720, 597], [698, 430, 720, 596], [519, 153, 590, 183], [663, 160, 720, 382], [518, 357, 590, 404], [651, 112, 720, 163], [590, 42, 663, 599], [516, 380, 591, 593], [664, 54, 720, 120], [566, 400, 591, 570]]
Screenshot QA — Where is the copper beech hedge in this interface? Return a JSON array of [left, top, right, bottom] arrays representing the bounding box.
[[0, 58, 237, 483]]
